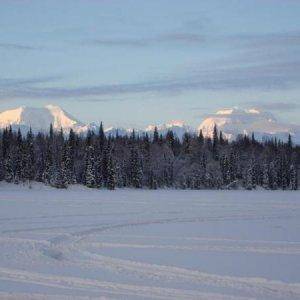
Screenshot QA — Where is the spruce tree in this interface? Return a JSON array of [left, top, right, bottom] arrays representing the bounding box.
[[84, 145, 96, 188], [60, 145, 69, 188], [153, 127, 159, 143], [130, 147, 143, 188], [219, 131, 225, 145], [245, 163, 254, 190], [4, 151, 14, 183], [198, 130, 204, 146], [251, 132, 256, 145], [182, 133, 191, 155], [65, 130, 77, 184], [166, 130, 175, 153], [229, 152, 237, 183], [289, 164, 298, 190], [107, 154, 116, 190], [98, 122, 106, 153], [213, 124, 218, 147], [14, 129, 23, 184], [35, 152, 45, 183], [23, 129, 35, 184], [101, 144, 110, 187], [43, 140, 53, 185], [287, 134, 293, 149], [269, 161, 278, 190], [262, 163, 269, 189]]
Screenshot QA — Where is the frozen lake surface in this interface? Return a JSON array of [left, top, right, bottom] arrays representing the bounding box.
[[0, 184, 299, 299]]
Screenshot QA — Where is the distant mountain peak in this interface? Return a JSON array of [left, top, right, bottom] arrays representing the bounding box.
[[0, 105, 84, 133], [198, 107, 298, 142]]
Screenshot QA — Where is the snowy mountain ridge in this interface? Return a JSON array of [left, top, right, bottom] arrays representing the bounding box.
[[198, 107, 300, 142], [145, 120, 195, 138], [0, 105, 299, 143], [0, 105, 86, 133]]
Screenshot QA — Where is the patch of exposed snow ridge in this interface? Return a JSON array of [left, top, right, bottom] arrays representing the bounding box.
[[145, 120, 194, 139]]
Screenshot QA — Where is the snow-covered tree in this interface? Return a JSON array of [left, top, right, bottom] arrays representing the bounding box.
[[262, 163, 269, 189], [107, 154, 116, 190], [4, 151, 14, 183], [129, 147, 143, 188], [245, 163, 254, 190], [0, 123, 298, 191], [84, 145, 96, 188], [289, 164, 298, 190]]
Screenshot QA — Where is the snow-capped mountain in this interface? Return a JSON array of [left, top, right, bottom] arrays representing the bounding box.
[[198, 107, 300, 143], [104, 127, 132, 137], [145, 120, 195, 139], [0, 105, 88, 134], [0, 105, 299, 143]]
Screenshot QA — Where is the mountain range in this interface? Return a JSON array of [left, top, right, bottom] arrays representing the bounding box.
[[0, 105, 299, 143]]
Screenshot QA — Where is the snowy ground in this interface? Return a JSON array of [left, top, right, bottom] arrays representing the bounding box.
[[0, 184, 299, 299]]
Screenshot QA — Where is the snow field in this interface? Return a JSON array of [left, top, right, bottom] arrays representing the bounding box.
[[0, 184, 299, 299]]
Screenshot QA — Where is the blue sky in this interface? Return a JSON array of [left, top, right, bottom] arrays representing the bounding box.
[[0, 0, 300, 127]]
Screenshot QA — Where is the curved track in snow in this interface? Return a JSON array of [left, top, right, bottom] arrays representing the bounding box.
[[0, 186, 299, 299]]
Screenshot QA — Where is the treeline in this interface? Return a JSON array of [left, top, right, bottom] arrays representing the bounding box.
[[0, 124, 298, 190]]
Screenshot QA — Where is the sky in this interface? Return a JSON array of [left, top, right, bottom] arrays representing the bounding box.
[[0, 0, 300, 128]]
